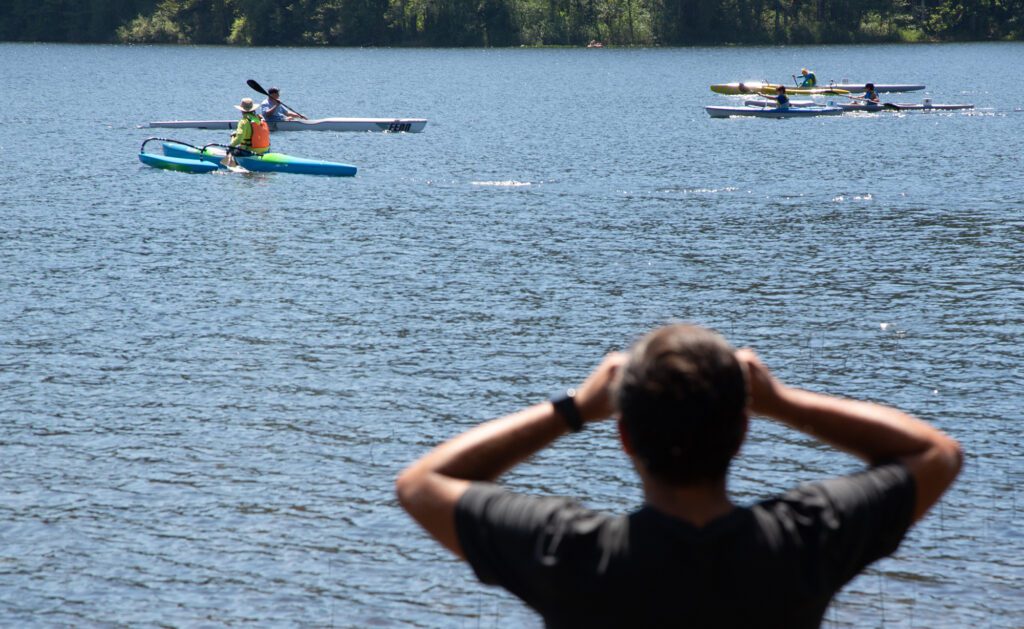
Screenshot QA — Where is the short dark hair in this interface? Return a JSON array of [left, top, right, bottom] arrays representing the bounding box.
[[616, 324, 747, 486]]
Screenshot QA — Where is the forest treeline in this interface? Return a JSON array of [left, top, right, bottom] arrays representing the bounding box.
[[1, 0, 1021, 47]]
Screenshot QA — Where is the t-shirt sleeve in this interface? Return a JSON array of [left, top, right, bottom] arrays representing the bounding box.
[[788, 462, 917, 588], [455, 482, 604, 607]]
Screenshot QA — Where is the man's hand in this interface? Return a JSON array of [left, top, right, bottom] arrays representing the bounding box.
[[735, 349, 787, 418], [575, 352, 627, 424]]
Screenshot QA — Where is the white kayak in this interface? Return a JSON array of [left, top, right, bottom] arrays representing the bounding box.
[[744, 99, 816, 108], [146, 117, 428, 133], [837, 102, 974, 112], [829, 81, 926, 93], [705, 105, 843, 118]]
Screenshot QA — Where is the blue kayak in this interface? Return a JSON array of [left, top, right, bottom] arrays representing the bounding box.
[[138, 138, 357, 176]]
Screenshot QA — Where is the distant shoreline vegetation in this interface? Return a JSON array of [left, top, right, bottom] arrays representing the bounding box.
[[2, 0, 1021, 47]]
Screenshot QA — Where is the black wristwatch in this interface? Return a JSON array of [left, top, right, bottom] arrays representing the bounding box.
[[551, 389, 584, 432]]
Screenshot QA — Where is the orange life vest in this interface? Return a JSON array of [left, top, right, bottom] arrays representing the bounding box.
[[247, 114, 270, 149]]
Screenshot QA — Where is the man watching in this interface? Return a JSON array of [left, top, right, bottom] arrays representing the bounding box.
[[396, 323, 962, 628]]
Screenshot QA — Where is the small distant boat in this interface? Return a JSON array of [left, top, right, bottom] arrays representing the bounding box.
[[705, 105, 843, 118], [146, 117, 427, 133], [709, 82, 850, 96], [829, 80, 926, 93], [138, 138, 357, 176], [710, 81, 924, 95], [837, 101, 974, 112]]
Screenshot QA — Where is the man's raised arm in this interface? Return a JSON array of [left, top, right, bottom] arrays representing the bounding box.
[[737, 350, 963, 522], [395, 353, 625, 557]]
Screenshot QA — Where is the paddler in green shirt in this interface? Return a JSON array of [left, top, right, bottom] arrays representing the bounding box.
[[229, 97, 271, 156], [796, 68, 817, 88]]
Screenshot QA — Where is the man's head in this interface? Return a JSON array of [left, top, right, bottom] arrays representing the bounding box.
[[865, 83, 875, 90], [615, 324, 747, 486], [801, 68, 809, 76], [269, 87, 281, 99]]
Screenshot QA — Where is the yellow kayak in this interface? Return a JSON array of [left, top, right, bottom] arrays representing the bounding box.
[[710, 81, 850, 95]]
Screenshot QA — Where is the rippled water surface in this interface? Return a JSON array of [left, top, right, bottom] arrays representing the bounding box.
[[2, 42, 1022, 627]]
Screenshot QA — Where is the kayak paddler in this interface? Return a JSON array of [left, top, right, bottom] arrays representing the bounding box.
[[229, 97, 270, 156], [258, 87, 307, 122], [861, 83, 881, 104], [796, 68, 817, 88], [765, 85, 791, 109]]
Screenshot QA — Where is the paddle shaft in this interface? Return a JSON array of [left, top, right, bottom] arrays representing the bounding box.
[[839, 93, 900, 110], [246, 79, 307, 119]]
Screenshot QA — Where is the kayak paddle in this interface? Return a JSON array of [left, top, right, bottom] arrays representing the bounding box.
[[839, 93, 901, 110], [246, 79, 308, 120]]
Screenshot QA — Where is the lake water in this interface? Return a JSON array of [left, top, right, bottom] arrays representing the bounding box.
[[2, 41, 1022, 627]]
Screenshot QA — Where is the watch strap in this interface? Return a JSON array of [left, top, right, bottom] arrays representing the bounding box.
[[551, 389, 584, 432]]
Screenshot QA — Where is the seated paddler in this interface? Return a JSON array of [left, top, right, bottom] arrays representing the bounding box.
[[797, 68, 817, 88], [861, 83, 881, 104], [767, 85, 791, 109], [229, 97, 270, 156], [258, 87, 305, 122]]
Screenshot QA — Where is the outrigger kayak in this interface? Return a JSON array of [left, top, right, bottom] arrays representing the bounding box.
[[705, 105, 843, 118], [709, 82, 850, 95], [711, 81, 923, 95], [146, 117, 427, 133], [138, 138, 357, 176]]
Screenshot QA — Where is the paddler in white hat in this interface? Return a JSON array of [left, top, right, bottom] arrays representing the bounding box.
[[229, 97, 271, 156]]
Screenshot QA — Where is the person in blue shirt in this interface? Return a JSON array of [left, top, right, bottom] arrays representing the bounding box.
[[797, 68, 817, 88], [765, 85, 790, 109], [861, 83, 881, 104], [258, 87, 306, 122]]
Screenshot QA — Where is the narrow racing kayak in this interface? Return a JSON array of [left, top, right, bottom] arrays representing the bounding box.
[[147, 117, 427, 133], [705, 105, 843, 118], [138, 138, 357, 176], [837, 102, 974, 112], [709, 82, 849, 95], [829, 81, 926, 93]]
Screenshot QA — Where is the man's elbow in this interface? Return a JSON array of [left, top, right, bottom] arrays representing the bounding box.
[[920, 433, 964, 493], [395, 467, 421, 513], [938, 435, 964, 483]]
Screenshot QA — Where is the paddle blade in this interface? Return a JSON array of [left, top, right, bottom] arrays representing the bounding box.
[[883, 103, 901, 111], [247, 79, 268, 95]]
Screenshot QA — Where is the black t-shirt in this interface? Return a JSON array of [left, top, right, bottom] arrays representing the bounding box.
[[455, 463, 915, 629]]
